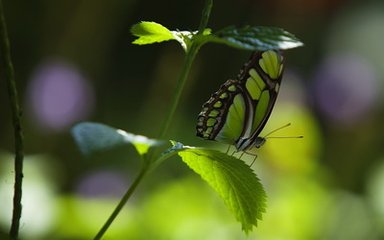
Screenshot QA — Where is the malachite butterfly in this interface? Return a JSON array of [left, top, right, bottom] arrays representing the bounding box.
[[196, 50, 284, 151]]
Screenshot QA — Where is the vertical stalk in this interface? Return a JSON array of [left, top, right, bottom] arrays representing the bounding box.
[[157, 44, 199, 139], [93, 0, 214, 238], [158, 0, 213, 140], [198, 0, 212, 33], [0, 1, 24, 239], [93, 164, 150, 240]]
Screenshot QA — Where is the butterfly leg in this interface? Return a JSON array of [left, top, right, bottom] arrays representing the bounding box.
[[249, 154, 258, 167], [241, 150, 258, 167], [226, 145, 239, 157], [226, 145, 231, 154]]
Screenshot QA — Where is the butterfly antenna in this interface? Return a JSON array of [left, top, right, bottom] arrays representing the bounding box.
[[263, 123, 304, 139], [266, 136, 304, 139], [263, 123, 291, 138]]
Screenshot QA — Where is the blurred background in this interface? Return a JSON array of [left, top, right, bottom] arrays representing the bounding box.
[[1, 0, 384, 239]]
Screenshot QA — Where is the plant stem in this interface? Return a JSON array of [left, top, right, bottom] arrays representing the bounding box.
[[198, 0, 213, 33], [0, 1, 24, 239], [158, 0, 213, 139], [158, 44, 199, 139], [93, 1, 214, 238], [93, 164, 150, 240]]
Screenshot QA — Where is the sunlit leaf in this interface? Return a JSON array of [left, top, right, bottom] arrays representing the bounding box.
[[170, 30, 196, 51], [206, 25, 303, 50], [131, 21, 176, 45], [130, 22, 303, 52], [71, 122, 162, 156], [177, 147, 267, 233]]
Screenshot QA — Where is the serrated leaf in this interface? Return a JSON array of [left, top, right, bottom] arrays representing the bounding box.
[[131, 21, 176, 45], [178, 148, 266, 233], [71, 122, 162, 156], [208, 25, 303, 50]]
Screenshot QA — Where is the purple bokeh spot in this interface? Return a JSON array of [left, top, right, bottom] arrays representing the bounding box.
[[311, 54, 378, 125], [76, 170, 129, 198], [27, 59, 95, 131]]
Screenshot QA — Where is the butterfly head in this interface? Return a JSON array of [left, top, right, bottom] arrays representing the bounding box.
[[236, 136, 266, 151]]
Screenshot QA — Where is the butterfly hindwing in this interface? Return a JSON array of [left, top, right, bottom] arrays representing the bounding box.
[[196, 50, 284, 151]]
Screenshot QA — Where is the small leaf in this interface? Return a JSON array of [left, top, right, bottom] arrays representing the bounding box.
[[178, 148, 267, 233], [160, 140, 185, 156], [208, 25, 303, 50], [153, 141, 190, 167], [71, 122, 162, 156], [170, 30, 196, 51], [131, 21, 176, 45]]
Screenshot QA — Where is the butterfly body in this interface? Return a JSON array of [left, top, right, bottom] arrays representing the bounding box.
[[196, 50, 284, 151]]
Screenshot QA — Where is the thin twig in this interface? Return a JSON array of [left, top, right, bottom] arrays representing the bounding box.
[[0, 1, 24, 239], [157, 44, 199, 139], [158, 0, 212, 139], [93, 0, 214, 238], [198, 0, 213, 33], [93, 164, 149, 240]]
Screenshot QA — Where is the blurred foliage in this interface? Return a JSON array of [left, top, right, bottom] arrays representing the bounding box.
[[1, 0, 384, 239]]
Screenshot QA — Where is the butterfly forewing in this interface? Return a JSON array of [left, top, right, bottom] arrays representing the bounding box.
[[196, 50, 284, 151], [196, 80, 246, 145], [236, 50, 284, 150]]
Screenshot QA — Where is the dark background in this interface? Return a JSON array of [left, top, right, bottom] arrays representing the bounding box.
[[1, 0, 384, 239]]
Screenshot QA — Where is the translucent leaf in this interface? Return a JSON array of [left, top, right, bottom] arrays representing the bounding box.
[[131, 21, 176, 45], [71, 122, 162, 156], [208, 25, 303, 50], [178, 147, 267, 233]]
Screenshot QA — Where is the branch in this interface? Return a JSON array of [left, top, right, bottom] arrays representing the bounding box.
[[0, 1, 25, 239]]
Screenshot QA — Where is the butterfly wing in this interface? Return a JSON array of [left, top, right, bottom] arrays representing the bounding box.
[[236, 50, 284, 150], [196, 50, 284, 151], [196, 79, 250, 145]]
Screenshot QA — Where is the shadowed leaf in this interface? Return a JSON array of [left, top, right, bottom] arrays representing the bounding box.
[[207, 25, 303, 50], [71, 122, 162, 156]]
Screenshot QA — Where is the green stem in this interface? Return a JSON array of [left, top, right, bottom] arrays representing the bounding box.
[[0, 1, 24, 239], [93, 1, 213, 238], [198, 0, 213, 33], [93, 164, 150, 240], [158, 0, 212, 139], [158, 44, 199, 139]]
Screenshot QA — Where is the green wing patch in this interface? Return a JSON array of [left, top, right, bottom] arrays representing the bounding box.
[[196, 50, 284, 151]]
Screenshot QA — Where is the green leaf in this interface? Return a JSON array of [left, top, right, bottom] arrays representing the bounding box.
[[160, 140, 184, 157], [131, 21, 176, 45], [207, 25, 303, 50], [170, 30, 196, 51], [178, 147, 267, 233], [130, 21, 198, 51], [71, 122, 162, 156]]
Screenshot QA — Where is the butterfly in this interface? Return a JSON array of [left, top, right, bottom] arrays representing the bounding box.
[[196, 50, 284, 152]]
